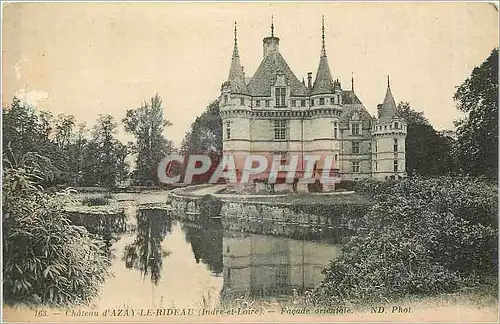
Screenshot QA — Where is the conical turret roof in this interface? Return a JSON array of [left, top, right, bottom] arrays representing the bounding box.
[[227, 22, 249, 95], [311, 16, 335, 96], [378, 76, 397, 121]]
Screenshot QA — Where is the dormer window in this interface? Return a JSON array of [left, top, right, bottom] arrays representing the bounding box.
[[291, 99, 296, 107], [275, 87, 286, 107], [320, 98, 325, 105], [255, 100, 261, 107], [265, 100, 270, 107], [301, 100, 306, 107], [395, 122, 399, 129], [351, 123, 361, 136]]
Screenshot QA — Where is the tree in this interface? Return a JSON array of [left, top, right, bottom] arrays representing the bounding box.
[[454, 48, 498, 180], [123, 94, 173, 185], [396, 102, 456, 176], [180, 100, 222, 156], [83, 115, 129, 188]]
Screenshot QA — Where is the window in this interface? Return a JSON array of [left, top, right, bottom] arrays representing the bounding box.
[[395, 122, 399, 129], [352, 161, 360, 173], [310, 99, 314, 106], [255, 100, 261, 107], [265, 100, 270, 107], [384, 125, 387, 130], [394, 160, 398, 172], [393, 138, 398, 152], [330, 98, 334, 105], [224, 95, 228, 105], [351, 123, 360, 136], [333, 121, 338, 139], [334, 154, 338, 161], [291, 99, 296, 107], [320, 98, 325, 105], [225, 121, 231, 140], [374, 141, 378, 153], [274, 120, 287, 140], [375, 161, 378, 171], [300, 99, 306, 107], [240, 98, 245, 106], [275, 87, 286, 107], [352, 142, 360, 154]]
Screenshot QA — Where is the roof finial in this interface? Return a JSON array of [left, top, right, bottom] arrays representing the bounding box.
[[321, 15, 326, 57], [232, 21, 239, 58], [271, 15, 274, 37], [387, 75, 390, 88], [352, 72, 355, 91]]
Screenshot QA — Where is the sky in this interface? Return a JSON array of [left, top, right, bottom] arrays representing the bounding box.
[[2, 2, 498, 147]]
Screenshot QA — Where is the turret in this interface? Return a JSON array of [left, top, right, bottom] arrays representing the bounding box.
[[221, 22, 250, 110]]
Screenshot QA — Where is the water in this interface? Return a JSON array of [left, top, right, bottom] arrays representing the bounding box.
[[93, 209, 341, 309]]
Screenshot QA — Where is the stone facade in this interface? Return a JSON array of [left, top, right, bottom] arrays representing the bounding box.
[[219, 20, 407, 189]]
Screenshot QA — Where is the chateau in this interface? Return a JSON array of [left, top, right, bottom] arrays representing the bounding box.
[[219, 19, 406, 191]]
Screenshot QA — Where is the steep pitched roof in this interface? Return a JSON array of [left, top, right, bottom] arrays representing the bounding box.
[[378, 79, 397, 121], [247, 52, 308, 96], [227, 23, 249, 95], [311, 16, 335, 96], [342, 90, 362, 104], [311, 55, 335, 95]]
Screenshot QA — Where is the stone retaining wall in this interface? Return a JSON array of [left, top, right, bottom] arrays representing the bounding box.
[[169, 191, 369, 242]]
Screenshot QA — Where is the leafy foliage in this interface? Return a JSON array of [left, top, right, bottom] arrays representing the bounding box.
[[396, 102, 456, 176], [123, 94, 174, 185], [454, 48, 498, 180], [2, 154, 109, 306], [2, 98, 129, 188], [180, 100, 222, 157], [312, 177, 498, 305]]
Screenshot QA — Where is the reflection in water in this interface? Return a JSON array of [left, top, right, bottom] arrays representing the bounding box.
[[221, 234, 340, 297], [179, 220, 340, 298], [182, 223, 223, 275], [108, 210, 339, 305], [122, 209, 172, 285]]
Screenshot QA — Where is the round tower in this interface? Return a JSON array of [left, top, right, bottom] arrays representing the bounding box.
[[372, 76, 407, 180]]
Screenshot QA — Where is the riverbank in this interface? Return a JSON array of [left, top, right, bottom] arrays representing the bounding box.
[[4, 285, 497, 322]]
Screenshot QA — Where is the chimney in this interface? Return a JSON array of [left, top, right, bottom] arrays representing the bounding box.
[[263, 36, 280, 57], [377, 104, 383, 118], [307, 72, 313, 89]]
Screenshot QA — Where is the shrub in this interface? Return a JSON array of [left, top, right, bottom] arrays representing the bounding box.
[[3, 164, 109, 306], [199, 195, 223, 220], [313, 177, 498, 305], [81, 196, 111, 206]]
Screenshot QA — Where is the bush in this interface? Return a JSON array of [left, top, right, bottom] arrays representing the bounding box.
[[3, 165, 109, 306], [199, 195, 223, 220], [313, 177, 498, 305], [81, 196, 111, 206]]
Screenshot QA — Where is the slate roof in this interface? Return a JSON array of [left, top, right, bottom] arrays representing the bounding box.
[[311, 55, 335, 95], [342, 90, 362, 105], [378, 85, 397, 121], [227, 51, 250, 95], [247, 52, 308, 97]]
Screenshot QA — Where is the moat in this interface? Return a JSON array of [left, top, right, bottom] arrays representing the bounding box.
[[94, 207, 340, 309]]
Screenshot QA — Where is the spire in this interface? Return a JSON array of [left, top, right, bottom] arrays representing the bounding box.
[[227, 22, 249, 95], [271, 15, 274, 37], [232, 21, 239, 58], [378, 75, 397, 121], [311, 16, 335, 95], [321, 15, 326, 57], [351, 72, 354, 91]]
